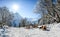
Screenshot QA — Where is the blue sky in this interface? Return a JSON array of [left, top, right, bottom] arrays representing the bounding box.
[[0, 0, 40, 19]]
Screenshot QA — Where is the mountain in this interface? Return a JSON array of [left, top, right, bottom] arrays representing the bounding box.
[[26, 18, 38, 24], [11, 13, 22, 27]]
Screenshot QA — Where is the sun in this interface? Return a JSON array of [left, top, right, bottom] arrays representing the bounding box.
[[12, 4, 19, 11]]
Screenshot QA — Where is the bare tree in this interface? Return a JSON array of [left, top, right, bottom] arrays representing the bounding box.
[[20, 18, 27, 27]]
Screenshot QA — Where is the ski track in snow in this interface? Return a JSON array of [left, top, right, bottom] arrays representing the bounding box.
[[0, 23, 60, 37]]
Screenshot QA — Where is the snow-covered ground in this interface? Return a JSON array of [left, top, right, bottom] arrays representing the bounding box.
[[0, 23, 60, 37]]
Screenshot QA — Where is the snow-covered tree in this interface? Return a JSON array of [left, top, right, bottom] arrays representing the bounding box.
[[34, 0, 60, 25], [0, 7, 14, 26]]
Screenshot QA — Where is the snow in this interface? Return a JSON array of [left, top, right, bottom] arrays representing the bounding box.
[[0, 23, 60, 37]]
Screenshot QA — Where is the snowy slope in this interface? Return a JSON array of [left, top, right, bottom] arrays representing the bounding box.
[[0, 23, 60, 37]]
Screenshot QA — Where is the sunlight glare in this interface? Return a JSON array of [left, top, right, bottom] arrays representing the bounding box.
[[12, 4, 19, 12]]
